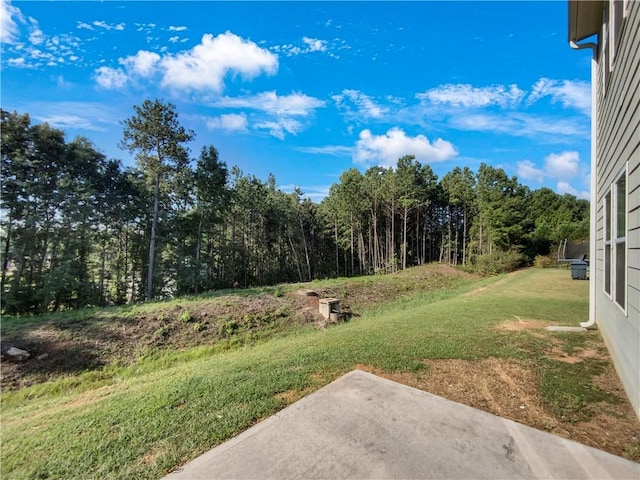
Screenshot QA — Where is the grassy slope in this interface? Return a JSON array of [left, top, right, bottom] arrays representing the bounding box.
[[0, 268, 633, 478]]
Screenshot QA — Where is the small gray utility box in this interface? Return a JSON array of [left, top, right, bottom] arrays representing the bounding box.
[[571, 260, 588, 280]]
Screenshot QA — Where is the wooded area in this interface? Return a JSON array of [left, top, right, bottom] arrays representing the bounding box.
[[1, 102, 589, 314]]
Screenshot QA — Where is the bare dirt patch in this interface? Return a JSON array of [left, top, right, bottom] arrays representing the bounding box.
[[354, 358, 640, 461], [140, 449, 165, 466], [547, 347, 607, 364], [357, 359, 557, 431], [496, 316, 553, 331]]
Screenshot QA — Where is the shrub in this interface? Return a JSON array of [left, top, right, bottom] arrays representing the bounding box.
[[466, 250, 526, 276], [534, 255, 555, 269]]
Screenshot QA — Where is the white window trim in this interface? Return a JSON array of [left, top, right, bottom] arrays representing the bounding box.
[[602, 165, 628, 315], [603, 191, 612, 299], [612, 164, 628, 315], [610, 1, 624, 71], [601, 9, 609, 93], [609, 0, 616, 70]]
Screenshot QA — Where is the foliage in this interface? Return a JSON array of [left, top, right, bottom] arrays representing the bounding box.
[[533, 254, 555, 268], [1, 105, 590, 314], [466, 250, 526, 275], [120, 99, 195, 300]]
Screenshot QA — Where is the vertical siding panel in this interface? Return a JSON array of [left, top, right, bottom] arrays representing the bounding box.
[[592, 1, 640, 419]]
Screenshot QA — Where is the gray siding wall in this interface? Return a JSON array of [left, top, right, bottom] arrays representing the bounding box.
[[594, 1, 640, 419]]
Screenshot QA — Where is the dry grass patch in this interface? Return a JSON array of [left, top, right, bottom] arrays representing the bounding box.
[[496, 316, 553, 331], [354, 357, 640, 461]]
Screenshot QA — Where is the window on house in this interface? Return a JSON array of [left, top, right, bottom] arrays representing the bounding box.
[[604, 191, 611, 295], [614, 174, 626, 308], [601, 7, 610, 92], [610, 0, 624, 69], [604, 169, 627, 310]]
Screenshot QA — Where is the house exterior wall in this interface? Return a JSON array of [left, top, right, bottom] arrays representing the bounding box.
[[593, 0, 640, 419]]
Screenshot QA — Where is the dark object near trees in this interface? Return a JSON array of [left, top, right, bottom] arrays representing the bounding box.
[[571, 261, 588, 280]]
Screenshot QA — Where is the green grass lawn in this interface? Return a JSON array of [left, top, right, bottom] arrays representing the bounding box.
[[1, 267, 634, 479]]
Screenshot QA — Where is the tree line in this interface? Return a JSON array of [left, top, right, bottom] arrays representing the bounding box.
[[0, 101, 589, 314]]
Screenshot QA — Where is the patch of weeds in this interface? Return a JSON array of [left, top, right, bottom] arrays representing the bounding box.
[[192, 322, 205, 333], [539, 358, 618, 423], [274, 306, 289, 318], [178, 311, 193, 323], [273, 288, 284, 298], [553, 333, 588, 355], [405, 360, 427, 373], [154, 325, 171, 338], [221, 319, 239, 337], [623, 443, 640, 462]]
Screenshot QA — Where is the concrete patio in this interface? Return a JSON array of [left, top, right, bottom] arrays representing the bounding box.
[[163, 370, 639, 479]]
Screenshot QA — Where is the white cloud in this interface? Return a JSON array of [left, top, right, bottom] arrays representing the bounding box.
[[211, 91, 323, 135], [332, 89, 388, 120], [528, 78, 591, 115], [295, 145, 353, 156], [119, 50, 160, 76], [25, 101, 120, 132], [77, 21, 93, 30], [417, 83, 525, 108], [556, 181, 590, 199], [515, 152, 585, 187], [212, 91, 325, 116], [1, 0, 23, 43], [517, 160, 544, 182], [354, 128, 457, 167], [544, 151, 580, 179], [160, 32, 278, 92], [302, 36, 327, 52], [94, 66, 128, 89], [169, 36, 180, 43], [8, 57, 27, 67], [34, 114, 103, 131], [28, 19, 44, 45], [134, 22, 156, 33], [93, 20, 125, 31], [254, 118, 303, 140], [169, 25, 187, 32], [93, 32, 278, 93], [1, 6, 83, 69], [274, 36, 329, 56], [556, 181, 578, 196], [451, 112, 588, 139], [206, 113, 248, 132]]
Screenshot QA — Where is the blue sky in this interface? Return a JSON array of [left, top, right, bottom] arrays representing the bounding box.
[[1, 0, 593, 202]]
